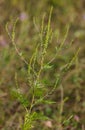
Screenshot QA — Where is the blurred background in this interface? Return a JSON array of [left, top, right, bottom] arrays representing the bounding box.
[[0, 0, 85, 129]]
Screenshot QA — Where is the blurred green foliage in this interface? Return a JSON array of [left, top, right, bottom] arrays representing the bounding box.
[[0, 0, 85, 129]]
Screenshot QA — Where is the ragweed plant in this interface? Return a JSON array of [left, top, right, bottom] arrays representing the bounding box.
[[6, 7, 80, 130]]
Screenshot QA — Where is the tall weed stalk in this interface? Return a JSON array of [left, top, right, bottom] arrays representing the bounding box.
[[6, 7, 80, 130]]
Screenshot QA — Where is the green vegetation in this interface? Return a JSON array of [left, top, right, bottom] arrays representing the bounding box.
[[0, 0, 85, 130]]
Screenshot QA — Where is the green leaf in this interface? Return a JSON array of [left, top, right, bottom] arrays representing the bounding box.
[[35, 99, 56, 105], [32, 112, 49, 120], [44, 64, 53, 69], [34, 87, 45, 97], [22, 113, 33, 130], [42, 100, 56, 104], [11, 89, 29, 107], [22, 112, 48, 130]]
